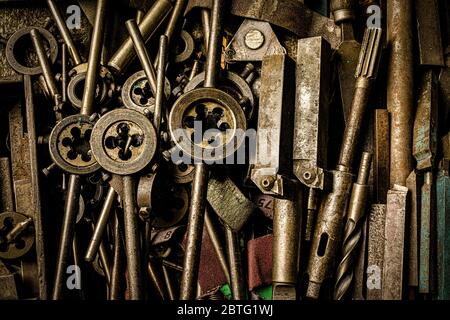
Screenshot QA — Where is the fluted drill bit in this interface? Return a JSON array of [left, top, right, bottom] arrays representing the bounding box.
[[334, 152, 372, 300], [306, 27, 382, 299]]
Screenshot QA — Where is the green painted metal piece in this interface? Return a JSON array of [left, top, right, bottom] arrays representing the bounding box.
[[255, 285, 273, 300], [220, 284, 232, 300]]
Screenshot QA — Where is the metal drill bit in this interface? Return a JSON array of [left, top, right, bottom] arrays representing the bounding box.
[[306, 27, 382, 299], [334, 152, 372, 300]]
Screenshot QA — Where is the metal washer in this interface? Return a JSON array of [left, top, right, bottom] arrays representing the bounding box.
[[6, 26, 58, 75], [90, 108, 157, 175]]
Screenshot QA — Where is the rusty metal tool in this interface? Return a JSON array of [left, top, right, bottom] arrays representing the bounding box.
[[406, 171, 419, 295], [331, 0, 361, 124], [413, 70, 439, 295], [366, 204, 386, 300], [437, 158, 450, 300], [46, 0, 83, 65], [382, 184, 408, 300], [293, 36, 331, 241], [306, 27, 382, 299], [52, 0, 108, 300], [108, 0, 172, 74], [373, 109, 390, 203], [415, 0, 444, 67], [225, 225, 245, 300], [168, 0, 247, 300], [272, 189, 302, 300], [334, 152, 372, 300], [387, 0, 414, 187]]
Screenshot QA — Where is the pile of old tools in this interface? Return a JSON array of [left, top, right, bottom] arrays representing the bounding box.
[[0, 0, 449, 301]]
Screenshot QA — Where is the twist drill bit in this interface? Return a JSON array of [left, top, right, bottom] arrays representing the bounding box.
[[306, 27, 382, 299], [334, 152, 372, 300]]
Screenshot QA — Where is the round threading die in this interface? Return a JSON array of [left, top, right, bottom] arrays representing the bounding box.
[[169, 163, 195, 184], [6, 26, 58, 75], [90, 109, 157, 175], [184, 70, 255, 120], [137, 173, 189, 228], [152, 183, 189, 228], [121, 70, 171, 116], [49, 114, 100, 175], [67, 63, 116, 109], [173, 30, 195, 64], [168, 87, 247, 163], [0, 212, 35, 260]]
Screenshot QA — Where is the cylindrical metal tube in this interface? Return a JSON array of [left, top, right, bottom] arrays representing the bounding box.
[[162, 265, 175, 300], [164, 0, 188, 42], [338, 78, 370, 169], [85, 186, 116, 262], [205, 209, 231, 283], [52, 174, 81, 300], [62, 43, 68, 103], [201, 9, 211, 53], [122, 175, 143, 300], [110, 212, 124, 300], [135, 9, 145, 24], [125, 19, 158, 96], [154, 35, 168, 135], [72, 233, 86, 300], [272, 195, 301, 300], [387, 0, 414, 186], [148, 260, 166, 300], [108, 0, 172, 74], [204, 0, 224, 88], [331, 0, 355, 23], [80, 0, 108, 116], [180, 163, 208, 300], [97, 230, 111, 285], [225, 226, 245, 300], [30, 28, 59, 98], [46, 0, 82, 65]]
